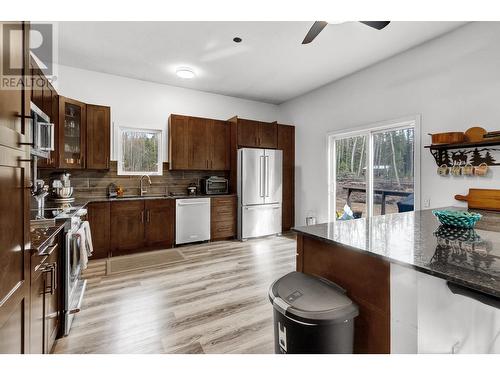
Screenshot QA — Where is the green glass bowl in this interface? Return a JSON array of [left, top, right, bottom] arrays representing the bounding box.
[[432, 210, 482, 229]]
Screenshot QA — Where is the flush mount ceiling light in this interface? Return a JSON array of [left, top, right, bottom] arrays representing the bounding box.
[[176, 67, 195, 79]]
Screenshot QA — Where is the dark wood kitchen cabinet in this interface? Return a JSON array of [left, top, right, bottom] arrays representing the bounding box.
[[235, 117, 277, 149], [86, 104, 110, 170], [110, 199, 175, 256], [31, 56, 59, 169], [277, 124, 295, 231], [87, 202, 111, 259], [145, 199, 175, 248], [169, 114, 230, 171], [211, 196, 237, 240], [0, 21, 31, 354], [58, 96, 87, 169], [210, 120, 230, 170], [168, 114, 189, 170], [188, 116, 210, 169], [30, 234, 61, 354], [110, 200, 145, 256]]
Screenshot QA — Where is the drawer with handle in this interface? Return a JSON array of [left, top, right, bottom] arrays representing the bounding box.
[[212, 220, 236, 239]]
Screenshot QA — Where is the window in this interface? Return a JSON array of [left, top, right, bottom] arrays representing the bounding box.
[[118, 127, 162, 175], [328, 117, 420, 221]]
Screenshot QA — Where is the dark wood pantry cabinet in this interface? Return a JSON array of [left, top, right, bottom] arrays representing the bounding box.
[[0, 21, 31, 354], [169, 114, 230, 171], [277, 124, 295, 231]]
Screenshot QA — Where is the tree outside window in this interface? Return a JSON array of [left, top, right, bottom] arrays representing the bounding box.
[[118, 127, 162, 175]]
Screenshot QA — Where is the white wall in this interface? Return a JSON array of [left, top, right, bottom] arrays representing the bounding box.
[[279, 22, 500, 225], [54, 64, 280, 161]]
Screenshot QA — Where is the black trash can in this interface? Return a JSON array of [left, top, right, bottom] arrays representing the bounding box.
[[269, 271, 359, 354]]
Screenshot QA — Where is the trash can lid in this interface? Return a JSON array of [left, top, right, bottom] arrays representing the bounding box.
[[269, 272, 359, 324]]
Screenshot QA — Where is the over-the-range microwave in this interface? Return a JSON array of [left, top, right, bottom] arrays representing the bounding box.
[[30, 102, 54, 159]]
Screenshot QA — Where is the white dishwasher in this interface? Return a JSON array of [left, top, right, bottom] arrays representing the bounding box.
[[175, 198, 211, 245]]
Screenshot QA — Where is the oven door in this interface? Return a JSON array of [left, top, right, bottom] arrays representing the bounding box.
[[63, 228, 87, 336], [65, 230, 82, 303]]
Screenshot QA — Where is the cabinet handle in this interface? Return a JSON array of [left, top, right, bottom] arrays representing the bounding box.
[[146, 210, 150, 223], [42, 264, 55, 295], [141, 210, 144, 223]]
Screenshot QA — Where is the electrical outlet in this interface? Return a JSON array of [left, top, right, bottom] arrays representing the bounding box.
[[423, 198, 431, 208]]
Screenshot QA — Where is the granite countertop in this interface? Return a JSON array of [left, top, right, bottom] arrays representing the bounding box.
[[30, 221, 65, 253], [31, 194, 237, 220], [293, 207, 500, 298]]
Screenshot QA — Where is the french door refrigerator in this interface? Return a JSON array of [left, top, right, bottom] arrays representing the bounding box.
[[237, 148, 282, 240]]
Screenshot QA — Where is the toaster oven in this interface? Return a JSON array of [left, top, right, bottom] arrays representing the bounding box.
[[200, 176, 229, 195]]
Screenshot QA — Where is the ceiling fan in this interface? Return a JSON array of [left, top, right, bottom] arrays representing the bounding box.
[[302, 21, 391, 44]]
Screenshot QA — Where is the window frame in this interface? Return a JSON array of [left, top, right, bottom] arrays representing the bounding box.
[[327, 115, 421, 221], [117, 126, 163, 176]]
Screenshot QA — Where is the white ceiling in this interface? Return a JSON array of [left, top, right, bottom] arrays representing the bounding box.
[[57, 21, 467, 104]]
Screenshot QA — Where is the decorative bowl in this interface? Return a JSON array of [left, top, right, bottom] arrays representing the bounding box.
[[432, 210, 482, 229]]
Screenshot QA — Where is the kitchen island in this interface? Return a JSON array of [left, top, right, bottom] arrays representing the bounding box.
[[293, 208, 500, 354]]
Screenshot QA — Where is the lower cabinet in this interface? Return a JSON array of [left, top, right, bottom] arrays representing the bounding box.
[[89, 197, 235, 257], [145, 199, 175, 248], [211, 196, 237, 240], [30, 232, 61, 354], [87, 202, 110, 259], [110, 200, 146, 256], [110, 199, 175, 256]]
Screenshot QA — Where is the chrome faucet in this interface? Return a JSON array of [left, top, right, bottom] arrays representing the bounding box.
[[140, 175, 152, 196]]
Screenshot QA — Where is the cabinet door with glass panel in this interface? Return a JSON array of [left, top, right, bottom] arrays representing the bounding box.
[[58, 96, 86, 169]]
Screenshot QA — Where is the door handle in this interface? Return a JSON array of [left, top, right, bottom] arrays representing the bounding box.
[[259, 156, 265, 197], [265, 156, 270, 197]]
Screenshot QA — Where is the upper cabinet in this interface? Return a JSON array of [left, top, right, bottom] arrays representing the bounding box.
[[58, 96, 86, 169], [169, 114, 230, 171], [86, 104, 111, 170], [235, 117, 277, 149]]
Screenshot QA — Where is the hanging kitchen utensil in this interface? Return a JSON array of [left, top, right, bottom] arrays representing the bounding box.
[[454, 188, 500, 211]]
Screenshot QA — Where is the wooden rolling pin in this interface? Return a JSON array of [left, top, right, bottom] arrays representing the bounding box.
[[455, 189, 500, 211]]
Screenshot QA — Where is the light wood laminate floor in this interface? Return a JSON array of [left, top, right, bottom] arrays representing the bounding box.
[[53, 235, 296, 354]]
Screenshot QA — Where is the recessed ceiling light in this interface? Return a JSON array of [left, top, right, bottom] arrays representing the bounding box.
[[176, 67, 195, 79], [233, 37, 242, 43]]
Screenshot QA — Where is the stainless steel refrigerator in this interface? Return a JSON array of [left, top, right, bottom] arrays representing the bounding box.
[[237, 148, 282, 240]]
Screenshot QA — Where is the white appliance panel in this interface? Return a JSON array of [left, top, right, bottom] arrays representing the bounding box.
[[175, 198, 210, 245]]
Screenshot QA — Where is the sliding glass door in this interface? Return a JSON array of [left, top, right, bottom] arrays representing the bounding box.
[[328, 118, 418, 221]]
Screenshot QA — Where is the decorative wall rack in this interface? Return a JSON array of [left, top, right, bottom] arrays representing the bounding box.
[[425, 140, 500, 167]]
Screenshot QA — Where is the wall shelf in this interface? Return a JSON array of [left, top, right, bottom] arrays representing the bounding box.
[[425, 139, 500, 167], [424, 139, 500, 150]]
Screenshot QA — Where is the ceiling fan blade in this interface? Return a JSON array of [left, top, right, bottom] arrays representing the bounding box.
[[359, 21, 391, 30], [302, 21, 328, 44]]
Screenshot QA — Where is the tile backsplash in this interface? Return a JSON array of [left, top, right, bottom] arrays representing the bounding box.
[[38, 161, 227, 198]]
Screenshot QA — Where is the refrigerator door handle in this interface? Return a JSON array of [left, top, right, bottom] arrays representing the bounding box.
[[259, 155, 265, 197], [265, 156, 270, 197]]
